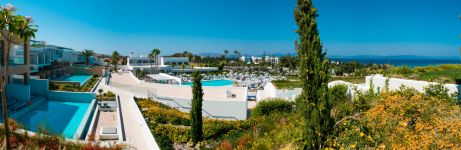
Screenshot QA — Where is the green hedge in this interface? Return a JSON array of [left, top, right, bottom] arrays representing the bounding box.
[[252, 99, 294, 117]]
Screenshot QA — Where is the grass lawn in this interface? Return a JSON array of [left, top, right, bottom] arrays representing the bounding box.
[[272, 80, 303, 89], [417, 68, 461, 83]]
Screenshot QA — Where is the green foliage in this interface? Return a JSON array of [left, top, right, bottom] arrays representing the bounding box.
[[278, 55, 298, 72], [80, 49, 95, 65], [387, 64, 461, 83], [252, 99, 294, 116], [111, 51, 120, 71], [135, 69, 147, 79], [190, 71, 204, 144], [424, 83, 456, 102], [294, 0, 333, 148], [329, 88, 461, 149], [329, 84, 353, 120], [135, 98, 253, 149], [272, 80, 303, 89], [97, 91, 116, 101]]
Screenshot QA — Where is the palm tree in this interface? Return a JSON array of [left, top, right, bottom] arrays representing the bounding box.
[[80, 49, 95, 65], [223, 49, 229, 60], [233, 50, 239, 61], [111, 51, 120, 72], [148, 51, 154, 74], [0, 4, 37, 149], [150, 48, 160, 74]]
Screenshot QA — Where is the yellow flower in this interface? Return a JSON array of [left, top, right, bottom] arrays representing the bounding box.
[[359, 132, 365, 137], [350, 144, 356, 149]]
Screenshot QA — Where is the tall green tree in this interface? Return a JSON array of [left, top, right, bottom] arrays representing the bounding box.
[[111, 51, 120, 72], [0, 4, 37, 149], [190, 71, 203, 145], [80, 49, 95, 65], [294, 0, 333, 149]]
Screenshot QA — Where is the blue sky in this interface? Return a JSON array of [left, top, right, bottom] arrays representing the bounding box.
[[2, 0, 460, 56]]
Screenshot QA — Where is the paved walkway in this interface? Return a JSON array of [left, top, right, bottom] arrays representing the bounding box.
[[95, 78, 153, 150]]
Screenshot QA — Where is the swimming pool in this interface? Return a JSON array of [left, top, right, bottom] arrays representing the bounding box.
[[182, 79, 233, 86], [12, 100, 90, 139], [53, 75, 92, 86]]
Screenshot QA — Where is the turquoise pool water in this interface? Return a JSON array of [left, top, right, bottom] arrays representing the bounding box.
[[12, 100, 90, 139], [54, 75, 92, 86], [182, 79, 233, 86]]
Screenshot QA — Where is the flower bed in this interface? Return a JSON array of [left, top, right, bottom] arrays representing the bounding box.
[[97, 91, 116, 101]]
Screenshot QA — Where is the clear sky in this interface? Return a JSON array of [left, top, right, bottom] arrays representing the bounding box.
[[1, 0, 460, 56]]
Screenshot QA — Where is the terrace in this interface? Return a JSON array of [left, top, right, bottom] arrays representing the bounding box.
[[87, 91, 124, 142]]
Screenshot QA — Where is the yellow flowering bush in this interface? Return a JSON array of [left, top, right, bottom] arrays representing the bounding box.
[[332, 87, 461, 149]]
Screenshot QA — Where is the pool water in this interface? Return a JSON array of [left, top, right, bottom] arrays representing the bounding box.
[[182, 79, 233, 86], [54, 75, 92, 86], [12, 100, 90, 139]]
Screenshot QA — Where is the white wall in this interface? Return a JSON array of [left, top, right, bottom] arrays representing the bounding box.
[[367, 74, 458, 94], [148, 91, 247, 120], [256, 82, 277, 102], [130, 96, 161, 149]]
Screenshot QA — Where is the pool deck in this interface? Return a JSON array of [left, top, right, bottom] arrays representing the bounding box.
[[90, 111, 118, 141], [94, 79, 152, 149]]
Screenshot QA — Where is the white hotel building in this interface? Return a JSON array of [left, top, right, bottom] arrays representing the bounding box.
[[127, 53, 218, 74]]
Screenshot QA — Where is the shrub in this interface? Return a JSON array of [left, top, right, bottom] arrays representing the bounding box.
[[329, 84, 350, 103], [97, 91, 116, 101], [424, 83, 456, 102], [330, 88, 461, 149], [252, 99, 294, 116], [153, 124, 190, 143], [329, 84, 354, 121]]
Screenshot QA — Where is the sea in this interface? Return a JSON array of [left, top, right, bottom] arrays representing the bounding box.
[[329, 58, 461, 68]]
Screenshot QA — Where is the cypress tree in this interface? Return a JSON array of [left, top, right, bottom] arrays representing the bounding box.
[[190, 71, 203, 145], [294, 0, 333, 149]]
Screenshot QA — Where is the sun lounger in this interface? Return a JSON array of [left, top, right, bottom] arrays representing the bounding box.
[[99, 127, 118, 140], [8, 101, 26, 112]]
